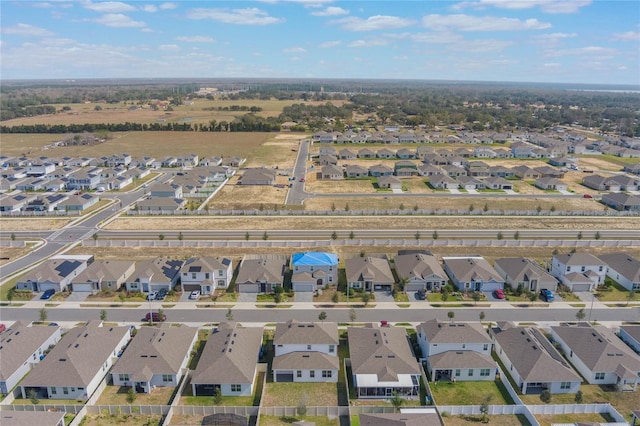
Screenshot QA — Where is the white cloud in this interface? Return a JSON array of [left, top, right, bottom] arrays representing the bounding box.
[[82, 1, 137, 13], [159, 44, 180, 51], [422, 14, 551, 31], [2, 23, 55, 37], [450, 38, 514, 52], [613, 31, 640, 41], [93, 13, 146, 28], [411, 31, 463, 44], [544, 45, 618, 59], [532, 32, 577, 43], [319, 40, 341, 48], [160, 2, 178, 10], [283, 47, 307, 53], [331, 15, 415, 31], [348, 39, 389, 47], [142, 4, 157, 12], [177, 36, 215, 43], [453, 0, 591, 14], [393, 56, 408, 60], [543, 63, 561, 67], [187, 8, 284, 25], [312, 6, 348, 17], [32, 3, 54, 8]]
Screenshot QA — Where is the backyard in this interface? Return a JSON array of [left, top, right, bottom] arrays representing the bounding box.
[[429, 380, 514, 406]]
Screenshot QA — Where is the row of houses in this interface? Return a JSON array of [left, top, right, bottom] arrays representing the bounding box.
[[17, 250, 640, 297], [4, 320, 638, 409]]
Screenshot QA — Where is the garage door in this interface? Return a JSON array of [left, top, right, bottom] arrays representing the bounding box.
[[237, 284, 259, 293], [572, 284, 591, 292], [275, 372, 294, 383], [72, 283, 94, 292], [39, 283, 60, 293], [481, 282, 502, 292], [182, 284, 200, 292], [293, 283, 314, 292], [405, 283, 424, 292]]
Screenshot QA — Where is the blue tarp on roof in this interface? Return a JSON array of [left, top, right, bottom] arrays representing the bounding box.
[[292, 252, 338, 266]]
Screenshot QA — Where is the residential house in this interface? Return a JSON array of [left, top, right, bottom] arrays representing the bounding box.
[[601, 193, 640, 211], [368, 164, 394, 177], [236, 255, 287, 294], [319, 147, 337, 156], [25, 163, 55, 177], [466, 161, 491, 177], [239, 168, 277, 185], [175, 154, 199, 168], [221, 157, 246, 167], [429, 175, 458, 190], [291, 252, 339, 292], [272, 321, 339, 383], [550, 323, 640, 391], [607, 174, 639, 191], [441, 164, 467, 178], [25, 194, 68, 212], [345, 165, 369, 179], [490, 322, 582, 394], [396, 148, 416, 159], [473, 147, 497, 158], [180, 256, 232, 295], [377, 148, 396, 159], [0, 193, 37, 212], [489, 166, 515, 178], [417, 165, 444, 177], [417, 319, 495, 382], [190, 323, 263, 397], [57, 193, 99, 212], [321, 165, 344, 180], [619, 325, 640, 354], [583, 175, 620, 192], [136, 197, 186, 212], [494, 258, 558, 293], [111, 325, 198, 393], [442, 256, 504, 292], [0, 410, 66, 426], [456, 176, 485, 190], [623, 164, 640, 175], [125, 258, 184, 294], [394, 252, 448, 292], [377, 175, 402, 190], [348, 324, 421, 399], [346, 256, 395, 292], [20, 321, 131, 400], [535, 177, 567, 191], [599, 253, 640, 291], [535, 166, 564, 179], [70, 260, 136, 293], [338, 148, 357, 160], [317, 154, 338, 166], [358, 148, 376, 159], [512, 165, 541, 180], [394, 161, 418, 176], [0, 322, 62, 395], [16, 255, 92, 292], [149, 183, 183, 198], [551, 252, 607, 291], [66, 169, 101, 190], [483, 176, 513, 190]]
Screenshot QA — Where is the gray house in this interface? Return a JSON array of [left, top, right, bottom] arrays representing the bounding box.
[[494, 258, 558, 293], [394, 252, 447, 292], [599, 252, 640, 291], [442, 256, 504, 292], [236, 255, 287, 294], [345, 256, 395, 292]]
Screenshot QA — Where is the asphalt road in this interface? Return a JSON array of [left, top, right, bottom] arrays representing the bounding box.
[[285, 139, 310, 205], [2, 306, 638, 323]]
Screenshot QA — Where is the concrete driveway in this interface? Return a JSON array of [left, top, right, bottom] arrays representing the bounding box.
[[484, 291, 506, 302], [66, 292, 90, 302], [237, 292, 257, 303], [374, 290, 395, 303], [294, 292, 314, 303]]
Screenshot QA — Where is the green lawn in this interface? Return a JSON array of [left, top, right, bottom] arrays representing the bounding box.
[[96, 385, 174, 406], [259, 415, 339, 426], [442, 414, 531, 425], [536, 413, 614, 426], [262, 382, 338, 407], [595, 281, 636, 302], [430, 380, 514, 406]]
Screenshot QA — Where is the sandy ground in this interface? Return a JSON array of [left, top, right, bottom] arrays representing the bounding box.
[[105, 216, 639, 231], [0, 246, 32, 266], [207, 175, 288, 209], [0, 218, 71, 231]]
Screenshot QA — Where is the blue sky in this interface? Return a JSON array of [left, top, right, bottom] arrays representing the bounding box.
[[1, 0, 639, 84]]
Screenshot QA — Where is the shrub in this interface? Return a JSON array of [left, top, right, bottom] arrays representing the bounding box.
[[540, 389, 551, 403]]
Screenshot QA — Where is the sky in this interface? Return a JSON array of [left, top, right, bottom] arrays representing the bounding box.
[[1, 0, 639, 85]]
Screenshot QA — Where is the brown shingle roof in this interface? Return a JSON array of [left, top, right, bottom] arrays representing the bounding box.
[[274, 320, 338, 346]]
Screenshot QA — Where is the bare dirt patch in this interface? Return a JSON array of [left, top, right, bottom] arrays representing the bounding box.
[[0, 246, 32, 266], [0, 218, 70, 231], [207, 176, 287, 209]]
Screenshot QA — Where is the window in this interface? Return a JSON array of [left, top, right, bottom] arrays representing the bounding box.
[[218, 270, 223, 276], [595, 372, 605, 380], [162, 374, 172, 382], [322, 370, 332, 378], [483, 344, 489, 351], [191, 273, 196, 279], [51, 387, 57, 395], [468, 369, 474, 377], [329, 345, 335, 353], [307, 345, 312, 350], [63, 387, 69, 395], [119, 374, 130, 382], [566, 266, 570, 272], [560, 381, 571, 389], [231, 384, 241, 392], [310, 371, 315, 378], [297, 371, 302, 378], [480, 369, 490, 377], [455, 369, 461, 377]]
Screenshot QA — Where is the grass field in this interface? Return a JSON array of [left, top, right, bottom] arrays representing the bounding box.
[[442, 414, 529, 425]]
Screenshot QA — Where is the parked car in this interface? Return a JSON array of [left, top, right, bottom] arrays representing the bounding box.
[[416, 289, 426, 300], [155, 288, 168, 300], [493, 289, 505, 299], [144, 312, 166, 322], [48, 323, 58, 327], [147, 291, 157, 301], [540, 288, 555, 302], [299, 177, 305, 182], [583, 194, 592, 198], [189, 290, 201, 300], [40, 289, 56, 300], [0, 323, 6, 333]]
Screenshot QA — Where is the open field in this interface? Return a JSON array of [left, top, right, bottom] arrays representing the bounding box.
[[244, 133, 305, 169], [208, 175, 288, 209], [0, 131, 271, 158], [0, 218, 71, 231], [104, 215, 640, 231], [78, 414, 162, 426], [96, 385, 174, 406], [536, 413, 614, 426], [0, 246, 33, 266]]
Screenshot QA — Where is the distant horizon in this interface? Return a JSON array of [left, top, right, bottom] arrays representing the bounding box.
[[1, 1, 638, 85]]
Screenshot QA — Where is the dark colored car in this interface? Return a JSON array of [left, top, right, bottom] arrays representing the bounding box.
[[540, 288, 555, 302], [144, 312, 166, 322], [416, 289, 426, 300], [493, 289, 505, 299], [40, 289, 56, 300], [155, 288, 168, 300]]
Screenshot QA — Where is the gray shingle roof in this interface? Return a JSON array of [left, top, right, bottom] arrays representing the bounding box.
[[494, 258, 557, 285], [395, 253, 447, 282], [274, 320, 338, 346], [0, 322, 60, 382], [443, 257, 503, 283], [71, 260, 135, 285], [191, 323, 263, 385], [236, 255, 287, 285], [417, 319, 491, 345], [429, 351, 495, 370], [345, 256, 394, 284], [599, 253, 640, 283]]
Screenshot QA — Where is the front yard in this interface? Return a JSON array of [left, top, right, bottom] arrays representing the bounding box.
[[96, 385, 174, 406], [429, 380, 514, 406]]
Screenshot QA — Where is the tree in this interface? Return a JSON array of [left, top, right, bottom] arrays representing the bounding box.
[[390, 391, 405, 412], [158, 233, 165, 240], [627, 289, 637, 306], [39, 308, 47, 323], [119, 292, 126, 305], [332, 292, 339, 303], [469, 203, 475, 212], [245, 231, 250, 241], [349, 308, 357, 322], [28, 389, 39, 404], [399, 203, 405, 210], [479, 311, 486, 323], [92, 232, 98, 241], [497, 231, 504, 240], [318, 311, 327, 322], [480, 395, 492, 423], [296, 394, 308, 416], [577, 231, 583, 240], [10, 232, 16, 241], [550, 205, 556, 212], [226, 308, 234, 321], [441, 288, 449, 302], [331, 231, 338, 240], [100, 309, 107, 321], [331, 202, 336, 212], [178, 231, 183, 241], [262, 231, 269, 240], [472, 291, 481, 305], [540, 389, 551, 403], [575, 308, 586, 321], [414, 231, 421, 240], [126, 387, 137, 404], [432, 230, 439, 240], [514, 231, 520, 240], [536, 205, 542, 213], [349, 231, 355, 240], [213, 387, 222, 405], [575, 390, 583, 403], [361, 292, 371, 307], [447, 311, 455, 323], [344, 203, 350, 212], [6, 287, 15, 303], [273, 292, 282, 304], [595, 231, 601, 240], [528, 291, 538, 304]]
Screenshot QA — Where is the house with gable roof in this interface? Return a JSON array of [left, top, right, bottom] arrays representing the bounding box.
[[70, 260, 135, 293], [16, 256, 92, 293], [236, 255, 287, 294], [551, 252, 607, 291], [348, 323, 421, 399], [272, 320, 339, 383], [599, 252, 640, 291], [494, 258, 558, 293], [125, 258, 183, 294], [111, 325, 198, 393], [550, 323, 640, 391], [180, 256, 232, 295], [394, 252, 447, 292], [442, 256, 504, 292], [291, 252, 338, 292], [190, 322, 263, 397], [619, 325, 640, 354], [346, 255, 394, 292]]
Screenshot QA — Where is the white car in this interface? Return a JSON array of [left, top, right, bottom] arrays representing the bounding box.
[[189, 290, 201, 300], [147, 291, 157, 301]]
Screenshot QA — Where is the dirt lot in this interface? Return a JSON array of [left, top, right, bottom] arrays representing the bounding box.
[[207, 175, 288, 209], [0, 246, 32, 266], [244, 133, 304, 169], [0, 218, 71, 231]]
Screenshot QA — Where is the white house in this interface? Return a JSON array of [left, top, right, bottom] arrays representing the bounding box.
[[15, 255, 93, 293], [619, 325, 640, 354], [551, 252, 607, 291], [442, 256, 504, 292], [180, 256, 233, 295], [125, 258, 183, 293], [599, 253, 640, 291], [290, 252, 339, 292], [0, 322, 62, 395]]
